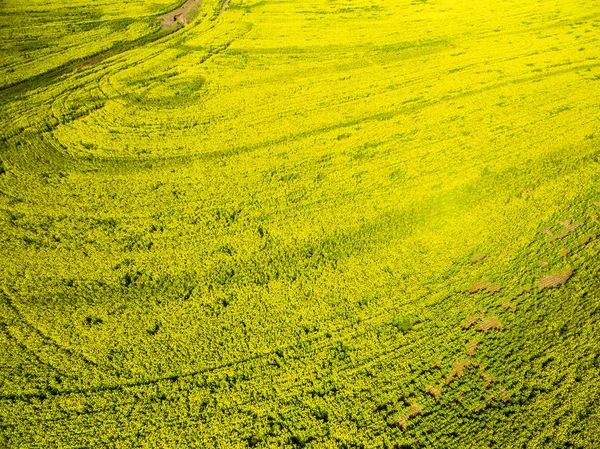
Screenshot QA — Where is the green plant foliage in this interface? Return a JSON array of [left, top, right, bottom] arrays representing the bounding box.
[[0, 0, 599, 447]]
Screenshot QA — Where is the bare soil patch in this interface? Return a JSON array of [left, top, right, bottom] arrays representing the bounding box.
[[466, 340, 480, 356], [501, 301, 516, 313], [446, 360, 473, 384], [425, 385, 442, 402], [393, 401, 423, 431], [463, 312, 484, 329], [468, 281, 500, 294], [478, 316, 503, 332], [480, 366, 494, 390], [514, 287, 530, 297], [539, 267, 573, 290]]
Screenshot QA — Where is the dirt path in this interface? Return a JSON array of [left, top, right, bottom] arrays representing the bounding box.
[[161, 0, 202, 29], [1, 0, 204, 96], [219, 0, 230, 16]]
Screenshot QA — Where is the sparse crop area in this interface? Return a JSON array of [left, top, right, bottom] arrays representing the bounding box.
[[1, 0, 599, 447]]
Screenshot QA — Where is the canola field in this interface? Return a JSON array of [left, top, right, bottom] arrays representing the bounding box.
[[1, 0, 600, 447]]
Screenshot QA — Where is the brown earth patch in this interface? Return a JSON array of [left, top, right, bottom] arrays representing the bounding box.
[[463, 311, 484, 330], [446, 360, 473, 384], [478, 316, 503, 332], [394, 415, 409, 431], [480, 366, 494, 390], [514, 287, 531, 298], [393, 401, 423, 431], [466, 340, 480, 356], [501, 301, 516, 313], [408, 401, 423, 417], [539, 267, 573, 290], [498, 389, 510, 402], [425, 385, 443, 402]]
